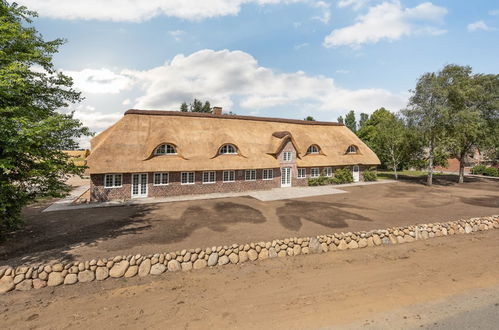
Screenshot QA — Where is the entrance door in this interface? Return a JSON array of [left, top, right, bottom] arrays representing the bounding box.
[[132, 173, 148, 198], [352, 165, 360, 182], [281, 167, 291, 187]]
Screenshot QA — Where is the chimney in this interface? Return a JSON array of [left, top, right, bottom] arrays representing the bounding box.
[[213, 106, 222, 116]]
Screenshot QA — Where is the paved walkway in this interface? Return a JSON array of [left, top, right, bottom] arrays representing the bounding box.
[[43, 180, 396, 212]]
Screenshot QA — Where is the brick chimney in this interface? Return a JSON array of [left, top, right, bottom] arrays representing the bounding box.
[[213, 106, 222, 116]]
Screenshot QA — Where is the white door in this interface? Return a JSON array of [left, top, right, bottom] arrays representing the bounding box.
[[132, 173, 148, 198], [352, 165, 360, 182], [281, 167, 291, 187]]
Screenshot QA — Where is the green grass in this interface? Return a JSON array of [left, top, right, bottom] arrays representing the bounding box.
[[377, 170, 445, 180]]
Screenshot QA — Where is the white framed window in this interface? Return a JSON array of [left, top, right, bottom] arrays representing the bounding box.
[[347, 145, 357, 154], [297, 168, 306, 179], [203, 171, 216, 184], [263, 169, 274, 180], [283, 151, 293, 162], [245, 169, 256, 181], [153, 172, 169, 186], [154, 144, 177, 155], [223, 170, 235, 182], [324, 167, 333, 177], [219, 144, 237, 155], [181, 172, 195, 185], [104, 174, 122, 188], [307, 145, 320, 154], [311, 168, 320, 178]]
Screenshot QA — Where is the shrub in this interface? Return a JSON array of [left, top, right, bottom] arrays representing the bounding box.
[[363, 168, 377, 181], [308, 175, 330, 186], [332, 168, 354, 184], [483, 166, 499, 177], [471, 164, 487, 175]]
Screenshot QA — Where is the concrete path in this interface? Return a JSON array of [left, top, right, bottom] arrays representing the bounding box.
[[43, 180, 396, 212]]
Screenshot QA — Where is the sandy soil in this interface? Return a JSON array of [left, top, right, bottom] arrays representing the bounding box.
[[1, 176, 498, 266], [1, 229, 499, 329]]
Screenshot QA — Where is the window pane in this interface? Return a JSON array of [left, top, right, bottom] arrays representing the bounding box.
[[105, 175, 112, 187], [166, 144, 176, 154], [154, 173, 161, 185], [189, 172, 195, 183], [114, 174, 122, 186]]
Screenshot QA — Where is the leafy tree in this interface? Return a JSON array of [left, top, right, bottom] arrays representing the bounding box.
[[404, 70, 449, 186], [201, 100, 211, 113], [180, 99, 212, 113], [337, 115, 344, 124], [304, 116, 315, 121], [359, 112, 369, 129], [0, 1, 90, 233], [357, 108, 412, 178], [344, 110, 357, 133]]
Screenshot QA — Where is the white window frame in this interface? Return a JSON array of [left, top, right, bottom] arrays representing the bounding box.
[[347, 145, 357, 154], [203, 171, 216, 184], [263, 169, 274, 180], [324, 167, 333, 177], [219, 144, 237, 155], [181, 172, 195, 185], [297, 168, 306, 179], [154, 144, 177, 155], [104, 174, 122, 188], [245, 169, 256, 181], [283, 151, 293, 162], [311, 168, 320, 178], [153, 172, 169, 186], [307, 145, 319, 154], [223, 170, 235, 182]]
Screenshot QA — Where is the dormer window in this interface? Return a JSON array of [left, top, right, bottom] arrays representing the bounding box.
[[219, 144, 237, 155], [347, 145, 357, 154], [307, 145, 320, 154], [155, 144, 177, 155]]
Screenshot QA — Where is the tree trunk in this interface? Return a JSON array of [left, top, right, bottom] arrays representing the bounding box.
[[427, 142, 434, 186], [458, 155, 465, 184]]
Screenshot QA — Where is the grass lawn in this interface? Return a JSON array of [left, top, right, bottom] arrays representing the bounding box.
[[377, 170, 445, 180]]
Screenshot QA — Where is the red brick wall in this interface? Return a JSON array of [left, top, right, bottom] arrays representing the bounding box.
[[90, 165, 373, 202]]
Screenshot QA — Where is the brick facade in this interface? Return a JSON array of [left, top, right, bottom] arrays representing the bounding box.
[[90, 164, 371, 202]]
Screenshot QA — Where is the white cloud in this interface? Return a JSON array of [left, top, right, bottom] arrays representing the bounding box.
[[312, 1, 331, 23], [169, 29, 185, 41], [17, 0, 326, 22], [294, 42, 309, 50], [122, 98, 131, 106], [120, 49, 406, 113], [335, 69, 350, 74], [324, 1, 447, 48], [337, 0, 371, 10], [489, 9, 499, 16], [64, 68, 133, 94], [467, 20, 491, 32]]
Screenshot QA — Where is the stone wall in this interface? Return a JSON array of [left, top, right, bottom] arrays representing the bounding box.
[[1, 215, 497, 294]]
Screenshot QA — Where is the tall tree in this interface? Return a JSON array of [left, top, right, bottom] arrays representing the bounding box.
[[404, 70, 449, 186], [180, 102, 188, 112], [337, 115, 344, 124], [304, 116, 315, 121], [359, 113, 369, 129], [344, 110, 357, 133], [0, 1, 90, 233], [191, 99, 203, 112], [201, 100, 211, 113], [374, 114, 409, 179]]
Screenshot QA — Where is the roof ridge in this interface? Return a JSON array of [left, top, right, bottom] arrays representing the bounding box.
[[124, 109, 344, 126]]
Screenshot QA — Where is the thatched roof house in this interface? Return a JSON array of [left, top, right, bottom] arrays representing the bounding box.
[[87, 108, 380, 201]]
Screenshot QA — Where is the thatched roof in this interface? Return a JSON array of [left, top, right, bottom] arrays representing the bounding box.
[[86, 110, 380, 174]]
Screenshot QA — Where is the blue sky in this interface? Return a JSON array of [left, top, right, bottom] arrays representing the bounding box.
[[15, 0, 499, 146]]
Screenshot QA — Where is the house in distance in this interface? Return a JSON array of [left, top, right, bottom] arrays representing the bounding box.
[[86, 107, 380, 201]]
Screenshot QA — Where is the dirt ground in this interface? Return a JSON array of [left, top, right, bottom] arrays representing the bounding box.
[[1, 175, 498, 267], [1, 229, 499, 329]]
